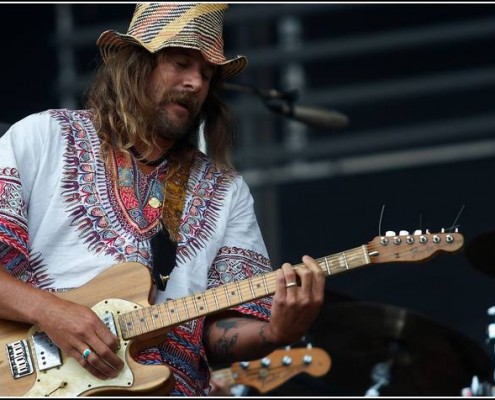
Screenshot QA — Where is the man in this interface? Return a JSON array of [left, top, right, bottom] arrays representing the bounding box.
[[0, 3, 325, 396]]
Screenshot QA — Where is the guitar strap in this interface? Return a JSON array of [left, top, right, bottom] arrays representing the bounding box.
[[150, 144, 195, 291]]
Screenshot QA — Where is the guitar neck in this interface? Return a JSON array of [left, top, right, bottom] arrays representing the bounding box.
[[119, 245, 369, 340]]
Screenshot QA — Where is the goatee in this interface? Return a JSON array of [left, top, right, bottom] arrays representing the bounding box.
[[154, 91, 201, 140]]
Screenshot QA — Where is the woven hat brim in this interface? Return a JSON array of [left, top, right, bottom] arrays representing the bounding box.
[[97, 30, 248, 80]]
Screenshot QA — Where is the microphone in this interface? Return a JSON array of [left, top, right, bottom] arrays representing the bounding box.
[[222, 82, 349, 130], [265, 100, 349, 129]]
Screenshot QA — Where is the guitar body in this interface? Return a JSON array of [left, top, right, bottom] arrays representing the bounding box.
[[0, 262, 174, 397]]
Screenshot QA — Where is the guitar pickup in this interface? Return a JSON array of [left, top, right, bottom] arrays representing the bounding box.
[[101, 312, 117, 336], [32, 332, 62, 371]]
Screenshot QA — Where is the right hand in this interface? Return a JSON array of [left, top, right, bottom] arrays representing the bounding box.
[[36, 295, 124, 379]]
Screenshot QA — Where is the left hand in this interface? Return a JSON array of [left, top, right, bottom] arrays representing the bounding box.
[[265, 255, 325, 346]]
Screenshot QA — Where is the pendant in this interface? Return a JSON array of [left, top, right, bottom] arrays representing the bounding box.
[[148, 197, 162, 208]]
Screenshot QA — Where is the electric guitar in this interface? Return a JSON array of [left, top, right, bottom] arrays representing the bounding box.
[[0, 230, 463, 397], [211, 345, 331, 394]]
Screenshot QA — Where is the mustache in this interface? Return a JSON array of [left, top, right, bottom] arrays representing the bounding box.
[[159, 91, 200, 113]]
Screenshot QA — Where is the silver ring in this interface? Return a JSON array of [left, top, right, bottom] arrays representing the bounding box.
[[286, 282, 297, 288], [82, 348, 92, 360]]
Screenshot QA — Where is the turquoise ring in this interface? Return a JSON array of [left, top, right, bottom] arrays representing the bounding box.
[[82, 348, 92, 360]]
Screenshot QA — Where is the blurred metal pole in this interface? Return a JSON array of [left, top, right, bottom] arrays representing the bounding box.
[[55, 4, 77, 109]]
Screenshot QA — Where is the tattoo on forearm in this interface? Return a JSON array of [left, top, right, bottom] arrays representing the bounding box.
[[209, 319, 241, 361], [258, 322, 274, 346], [214, 333, 239, 361], [216, 319, 238, 332]]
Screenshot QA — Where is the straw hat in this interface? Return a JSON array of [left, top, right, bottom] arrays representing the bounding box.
[[96, 3, 247, 80]]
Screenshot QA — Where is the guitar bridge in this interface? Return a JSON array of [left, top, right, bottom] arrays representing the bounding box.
[[6, 339, 34, 379]]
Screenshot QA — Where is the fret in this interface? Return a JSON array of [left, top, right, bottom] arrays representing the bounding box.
[[235, 281, 244, 302], [165, 301, 173, 325], [342, 252, 349, 269], [129, 312, 142, 336], [196, 294, 209, 314], [324, 257, 330, 275], [212, 287, 220, 310], [223, 284, 232, 307], [147, 306, 158, 331], [261, 274, 269, 295], [135, 308, 148, 334], [361, 245, 370, 264], [248, 277, 256, 298], [157, 303, 166, 328], [191, 294, 200, 316], [182, 297, 191, 320], [170, 299, 180, 323]]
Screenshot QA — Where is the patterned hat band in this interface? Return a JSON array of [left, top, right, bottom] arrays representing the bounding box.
[[97, 3, 248, 80]]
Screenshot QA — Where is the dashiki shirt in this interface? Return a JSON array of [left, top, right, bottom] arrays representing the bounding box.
[[0, 109, 273, 396]]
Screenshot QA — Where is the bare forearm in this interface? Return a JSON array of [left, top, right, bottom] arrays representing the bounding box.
[[0, 266, 56, 325], [205, 317, 281, 364]]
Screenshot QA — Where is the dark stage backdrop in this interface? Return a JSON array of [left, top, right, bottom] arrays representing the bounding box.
[[266, 155, 495, 396]]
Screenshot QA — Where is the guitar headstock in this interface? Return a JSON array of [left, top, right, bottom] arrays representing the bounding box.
[[229, 346, 331, 393], [367, 230, 464, 264]]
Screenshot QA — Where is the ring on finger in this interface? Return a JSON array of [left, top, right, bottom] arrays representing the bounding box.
[[82, 348, 92, 360], [286, 282, 297, 288]]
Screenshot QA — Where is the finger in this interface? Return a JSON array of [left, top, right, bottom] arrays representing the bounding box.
[[95, 323, 121, 353], [72, 346, 107, 380], [275, 267, 287, 298], [302, 255, 326, 293], [79, 358, 107, 380], [295, 261, 313, 292], [281, 263, 299, 296], [82, 346, 121, 378], [86, 335, 124, 374]]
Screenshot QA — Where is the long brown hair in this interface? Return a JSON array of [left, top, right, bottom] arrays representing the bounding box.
[[84, 46, 236, 168]]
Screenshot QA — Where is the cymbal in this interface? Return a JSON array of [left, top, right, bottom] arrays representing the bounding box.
[[465, 231, 495, 276], [301, 301, 494, 396]]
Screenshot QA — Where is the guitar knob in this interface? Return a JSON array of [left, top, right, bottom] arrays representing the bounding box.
[[282, 355, 292, 366], [261, 357, 271, 367], [240, 361, 250, 369], [303, 354, 313, 365]]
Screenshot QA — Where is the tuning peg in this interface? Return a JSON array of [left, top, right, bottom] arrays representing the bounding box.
[[282, 355, 293, 366], [385, 231, 396, 237], [261, 357, 271, 367], [303, 354, 313, 365], [240, 361, 250, 369], [399, 230, 409, 236], [414, 229, 422, 235], [426, 229, 430, 234]]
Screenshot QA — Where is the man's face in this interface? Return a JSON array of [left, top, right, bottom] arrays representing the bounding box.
[[147, 48, 216, 140]]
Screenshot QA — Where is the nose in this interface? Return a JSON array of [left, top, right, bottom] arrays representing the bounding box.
[[182, 67, 204, 92]]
